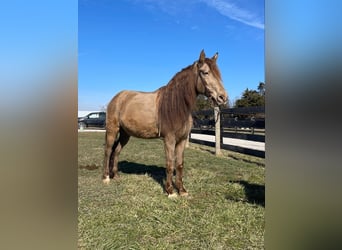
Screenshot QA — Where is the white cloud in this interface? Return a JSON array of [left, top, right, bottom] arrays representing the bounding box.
[[130, 0, 264, 30], [200, 0, 264, 29]]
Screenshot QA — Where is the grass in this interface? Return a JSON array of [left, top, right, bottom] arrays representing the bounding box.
[[78, 132, 264, 249]]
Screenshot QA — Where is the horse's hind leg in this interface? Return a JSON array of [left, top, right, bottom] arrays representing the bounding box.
[[111, 128, 130, 178], [103, 127, 119, 183]]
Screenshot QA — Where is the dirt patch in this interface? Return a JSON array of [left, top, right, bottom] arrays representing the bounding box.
[[79, 164, 99, 170]]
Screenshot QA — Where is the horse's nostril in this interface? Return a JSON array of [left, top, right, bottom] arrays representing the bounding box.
[[218, 95, 226, 103]]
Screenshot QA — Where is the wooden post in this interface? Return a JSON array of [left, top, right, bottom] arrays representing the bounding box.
[[214, 106, 222, 156]]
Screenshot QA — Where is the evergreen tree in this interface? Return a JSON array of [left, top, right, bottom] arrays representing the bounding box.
[[257, 82, 265, 96], [194, 95, 213, 111], [235, 84, 265, 108]]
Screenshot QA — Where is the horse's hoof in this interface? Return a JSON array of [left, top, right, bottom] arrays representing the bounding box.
[[103, 176, 110, 184], [180, 191, 189, 197], [168, 193, 178, 199]]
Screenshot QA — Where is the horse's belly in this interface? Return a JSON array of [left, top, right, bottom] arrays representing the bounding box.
[[122, 116, 159, 138], [120, 93, 159, 138]]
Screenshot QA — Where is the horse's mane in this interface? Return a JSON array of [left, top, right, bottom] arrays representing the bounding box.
[[158, 64, 197, 133]]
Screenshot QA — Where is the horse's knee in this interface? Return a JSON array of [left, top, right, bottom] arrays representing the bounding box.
[[176, 162, 184, 170]]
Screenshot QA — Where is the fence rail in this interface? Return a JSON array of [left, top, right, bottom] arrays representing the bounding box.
[[190, 106, 265, 158]]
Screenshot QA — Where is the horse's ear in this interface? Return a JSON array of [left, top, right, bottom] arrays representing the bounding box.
[[199, 49, 205, 63], [212, 52, 218, 62]]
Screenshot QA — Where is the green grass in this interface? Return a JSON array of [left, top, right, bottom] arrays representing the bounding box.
[[78, 132, 264, 249]]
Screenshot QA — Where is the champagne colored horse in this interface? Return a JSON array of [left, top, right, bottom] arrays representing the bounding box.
[[103, 50, 227, 197]]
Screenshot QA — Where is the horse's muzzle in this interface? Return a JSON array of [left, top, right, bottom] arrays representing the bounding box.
[[211, 91, 227, 106], [216, 94, 227, 105]]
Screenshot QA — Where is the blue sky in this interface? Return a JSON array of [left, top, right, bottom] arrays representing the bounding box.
[[79, 0, 264, 110], [1, 1, 77, 110]]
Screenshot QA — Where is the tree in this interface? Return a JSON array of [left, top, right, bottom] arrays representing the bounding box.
[[194, 95, 212, 111], [235, 87, 265, 107], [257, 82, 265, 96]]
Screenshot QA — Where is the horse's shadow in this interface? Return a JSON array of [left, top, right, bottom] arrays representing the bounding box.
[[118, 161, 264, 206], [227, 180, 265, 207], [118, 160, 166, 190]]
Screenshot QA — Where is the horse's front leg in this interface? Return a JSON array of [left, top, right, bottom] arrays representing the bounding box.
[[175, 139, 188, 196], [164, 136, 176, 197]]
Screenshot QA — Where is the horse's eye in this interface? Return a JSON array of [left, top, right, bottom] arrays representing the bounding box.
[[201, 71, 209, 75]]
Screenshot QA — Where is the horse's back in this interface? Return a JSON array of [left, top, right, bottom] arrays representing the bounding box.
[[107, 90, 160, 138]]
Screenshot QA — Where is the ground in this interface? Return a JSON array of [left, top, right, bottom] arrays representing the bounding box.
[[78, 132, 265, 249]]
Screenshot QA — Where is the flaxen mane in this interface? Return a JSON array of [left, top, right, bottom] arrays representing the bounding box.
[[157, 64, 197, 132]]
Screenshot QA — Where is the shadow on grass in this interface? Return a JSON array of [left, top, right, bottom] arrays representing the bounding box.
[[118, 160, 166, 191], [227, 180, 265, 207]]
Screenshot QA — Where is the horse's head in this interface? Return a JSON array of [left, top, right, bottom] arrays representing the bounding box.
[[195, 50, 228, 106]]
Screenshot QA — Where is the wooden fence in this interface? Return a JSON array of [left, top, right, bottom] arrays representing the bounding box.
[[190, 106, 265, 158]]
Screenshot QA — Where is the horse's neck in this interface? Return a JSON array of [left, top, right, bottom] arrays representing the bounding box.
[[158, 67, 197, 132], [170, 67, 197, 100]]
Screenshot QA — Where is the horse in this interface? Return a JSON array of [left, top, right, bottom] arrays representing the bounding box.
[[103, 50, 228, 197]]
